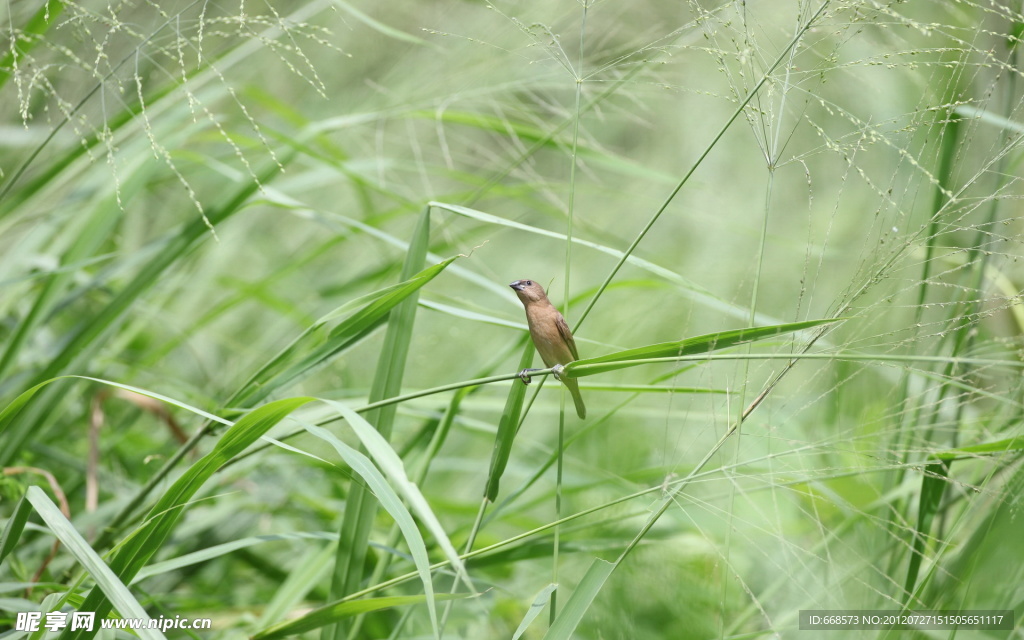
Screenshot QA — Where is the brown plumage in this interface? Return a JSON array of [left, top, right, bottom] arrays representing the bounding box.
[[510, 279, 586, 419]]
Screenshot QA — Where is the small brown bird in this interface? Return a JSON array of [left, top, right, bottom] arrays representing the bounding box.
[[510, 279, 586, 419]]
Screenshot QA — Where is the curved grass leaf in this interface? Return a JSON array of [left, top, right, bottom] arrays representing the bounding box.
[[300, 421, 444, 637], [76, 375, 229, 425], [229, 255, 457, 408], [25, 487, 166, 640], [901, 436, 1024, 598], [0, 379, 52, 439], [578, 383, 727, 394], [322, 399, 473, 591], [565, 318, 841, 378], [331, 0, 434, 47], [407, 111, 676, 185]]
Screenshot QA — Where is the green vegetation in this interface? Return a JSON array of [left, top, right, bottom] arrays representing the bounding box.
[[1, 1, 1022, 638]]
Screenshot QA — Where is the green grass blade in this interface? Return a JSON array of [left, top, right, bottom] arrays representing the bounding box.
[[74, 376, 229, 425], [257, 541, 336, 627], [253, 593, 472, 640], [330, 0, 433, 47], [904, 460, 951, 601], [565, 318, 841, 378], [541, 559, 615, 640], [0, 492, 32, 566], [327, 206, 434, 639], [131, 532, 336, 584], [231, 253, 455, 408], [930, 436, 1024, 460], [578, 383, 727, 394], [429, 201, 725, 310], [301, 421, 443, 638], [25, 487, 167, 640], [323, 400, 471, 590], [0, 379, 53, 439], [512, 583, 558, 640], [364, 205, 432, 440], [485, 344, 535, 501]]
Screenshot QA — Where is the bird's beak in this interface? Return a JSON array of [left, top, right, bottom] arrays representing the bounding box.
[[509, 280, 525, 291]]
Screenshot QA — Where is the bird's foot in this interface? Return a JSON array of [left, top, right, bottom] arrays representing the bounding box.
[[551, 363, 565, 381], [518, 368, 541, 385]]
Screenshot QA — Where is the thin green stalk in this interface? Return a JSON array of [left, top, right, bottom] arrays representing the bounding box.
[[550, 0, 588, 625], [438, 499, 488, 634], [720, 160, 778, 638], [550, 393, 566, 626]]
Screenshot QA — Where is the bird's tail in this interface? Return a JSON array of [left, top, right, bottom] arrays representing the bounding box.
[[562, 376, 587, 419]]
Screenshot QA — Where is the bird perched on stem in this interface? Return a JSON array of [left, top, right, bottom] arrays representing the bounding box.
[[509, 279, 586, 419]]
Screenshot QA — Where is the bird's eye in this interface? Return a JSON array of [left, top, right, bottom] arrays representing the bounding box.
[[525, 280, 532, 285]]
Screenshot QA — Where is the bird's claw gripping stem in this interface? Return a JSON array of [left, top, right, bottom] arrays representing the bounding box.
[[551, 363, 565, 381], [518, 368, 540, 385]]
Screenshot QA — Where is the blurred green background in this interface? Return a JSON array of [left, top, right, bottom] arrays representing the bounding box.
[[1, 0, 1022, 638]]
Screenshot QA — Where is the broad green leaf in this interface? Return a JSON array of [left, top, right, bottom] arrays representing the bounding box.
[[512, 583, 558, 640], [25, 488, 166, 640], [485, 344, 535, 501], [566, 318, 841, 378], [542, 559, 616, 640]]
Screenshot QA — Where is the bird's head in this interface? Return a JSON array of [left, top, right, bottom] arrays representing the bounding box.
[[509, 279, 548, 304]]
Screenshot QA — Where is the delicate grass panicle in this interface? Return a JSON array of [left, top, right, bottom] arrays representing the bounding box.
[[1, 1, 1022, 639]]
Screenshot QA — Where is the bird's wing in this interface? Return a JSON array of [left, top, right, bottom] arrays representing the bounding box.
[[555, 314, 579, 361]]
